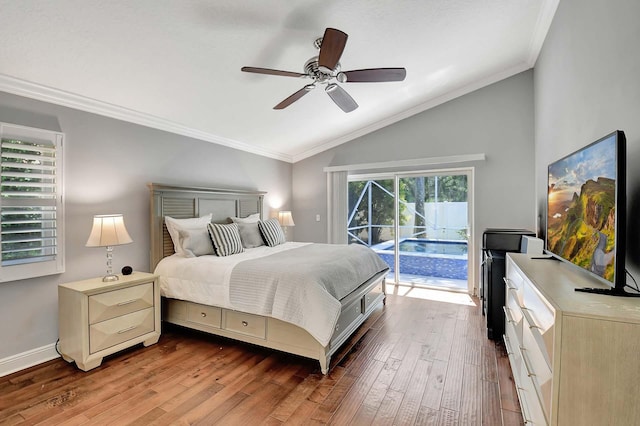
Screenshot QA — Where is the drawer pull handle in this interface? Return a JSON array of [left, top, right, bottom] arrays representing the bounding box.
[[503, 278, 517, 291], [503, 306, 515, 324], [117, 325, 137, 334], [242, 321, 248, 327], [503, 335, 515, 356], [521, 350, 536, 377], [201, 312, 207, 318], [117, 299, 137, 306]]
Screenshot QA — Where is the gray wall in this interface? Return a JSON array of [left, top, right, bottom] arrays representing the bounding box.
[[293, 70, 537, 292], [534, 0, 640, 278], [0, 91, 292, 360]]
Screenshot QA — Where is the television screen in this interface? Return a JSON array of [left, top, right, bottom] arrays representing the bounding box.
[[546, 130, 626, 290]]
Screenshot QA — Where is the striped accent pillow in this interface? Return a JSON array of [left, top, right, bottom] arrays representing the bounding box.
[[258, 218, 286, 247], [207, 223, 244, 256]]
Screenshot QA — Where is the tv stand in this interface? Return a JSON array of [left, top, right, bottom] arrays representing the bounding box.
[[504, 253, 640, 425], [575, 287, 640, 297]]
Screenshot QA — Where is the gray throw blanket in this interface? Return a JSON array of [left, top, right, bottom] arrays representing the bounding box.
[[228, 243, 389, 346]]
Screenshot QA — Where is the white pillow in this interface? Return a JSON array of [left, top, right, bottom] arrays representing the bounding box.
[[164, 214, 212, 256], [229, 213, 260, 223]]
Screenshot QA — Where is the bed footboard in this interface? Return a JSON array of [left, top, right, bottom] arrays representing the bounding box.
[[162, 271, 386, 374]]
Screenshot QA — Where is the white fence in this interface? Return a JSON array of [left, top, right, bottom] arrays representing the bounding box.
[[400, 202, 468, 240]]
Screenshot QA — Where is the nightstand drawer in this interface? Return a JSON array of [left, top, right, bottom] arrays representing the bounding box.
[[89, 307, 155, 353], [89, 282, 154, 324], [187, 303, 222, 328], [224, 310, 266, 339]]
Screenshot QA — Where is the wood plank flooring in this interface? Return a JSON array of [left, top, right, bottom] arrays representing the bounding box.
[[0, 286, 522, 425]]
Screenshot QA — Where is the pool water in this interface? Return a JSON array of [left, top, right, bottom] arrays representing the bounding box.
[[395, 240, 467, 255], [371, 238, 468, 280]]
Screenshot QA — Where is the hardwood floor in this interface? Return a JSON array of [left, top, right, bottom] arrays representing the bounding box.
[[0, 286, 522, 425]]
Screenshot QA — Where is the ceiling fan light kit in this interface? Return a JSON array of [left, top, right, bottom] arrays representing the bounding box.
[[241, 28, 406, 112]]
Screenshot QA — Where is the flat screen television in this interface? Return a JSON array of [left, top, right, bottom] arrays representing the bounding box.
[[546, 130, 633, 296]]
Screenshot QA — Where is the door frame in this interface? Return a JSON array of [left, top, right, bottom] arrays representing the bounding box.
[[348, 167, 476, 294]]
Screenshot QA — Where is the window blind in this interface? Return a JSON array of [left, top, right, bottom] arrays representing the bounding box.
[[0, 123, 64, 281]]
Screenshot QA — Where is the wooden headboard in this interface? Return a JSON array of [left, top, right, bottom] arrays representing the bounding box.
[[149, 183, 265, 271]]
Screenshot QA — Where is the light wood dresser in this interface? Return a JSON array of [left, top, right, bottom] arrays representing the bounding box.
[[504, 253, 640, 425], [58, 272, 160, 371]]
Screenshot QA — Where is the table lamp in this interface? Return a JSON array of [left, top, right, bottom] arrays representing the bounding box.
[[86, 214, 133, 282], [278, 210, 295, 241]]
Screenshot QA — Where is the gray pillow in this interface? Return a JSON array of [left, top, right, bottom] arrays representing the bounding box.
[[236, 222, 265, 248]]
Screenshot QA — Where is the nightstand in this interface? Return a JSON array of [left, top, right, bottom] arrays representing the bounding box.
[[58, 272, 160, 371]]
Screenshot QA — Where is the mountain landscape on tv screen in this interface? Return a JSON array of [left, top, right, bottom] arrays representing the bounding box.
[[547, 177, 616, 282]]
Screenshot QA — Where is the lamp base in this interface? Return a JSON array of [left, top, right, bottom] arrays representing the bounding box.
[[102, 274, 119, 282]]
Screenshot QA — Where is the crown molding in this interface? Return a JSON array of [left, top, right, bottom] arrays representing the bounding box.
[[0, 74, 294, 163], [526, 0, 560, 66]]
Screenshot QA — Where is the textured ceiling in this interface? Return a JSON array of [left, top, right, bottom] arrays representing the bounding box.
[[0, 0, 558, 162]]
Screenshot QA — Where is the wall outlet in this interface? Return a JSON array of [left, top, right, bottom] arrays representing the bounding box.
[[315, 214, 321, 222]]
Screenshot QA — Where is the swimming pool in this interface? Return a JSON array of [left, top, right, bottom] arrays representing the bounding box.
[[372, 238, 468, 280]]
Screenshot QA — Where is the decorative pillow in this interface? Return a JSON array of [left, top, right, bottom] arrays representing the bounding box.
[[177, 228, 214, 257], [229, 213, 260, 223], [165, 214, 212, 256], [207, 222, 244, 256], [258, 218, 286, 247], [236, 222, 265, 248]]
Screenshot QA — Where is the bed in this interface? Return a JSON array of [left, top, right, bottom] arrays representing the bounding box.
[[149, 183, 389, 374]]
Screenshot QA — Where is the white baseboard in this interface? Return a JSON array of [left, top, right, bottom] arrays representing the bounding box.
[[0, 343, 60, 377]]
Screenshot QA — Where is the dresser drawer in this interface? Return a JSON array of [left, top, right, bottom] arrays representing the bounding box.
[[504, 320, 523, 377], [505, 293, 524, 344], [523, 282, 554, 330], [224, 310, 266, 339], [89, 282, 154, 324], [523, 318, 553, 417], [332, 299, 363, 344], [89, 307, 155, 353], [517, 366, 548, 425], [506, 263, 525, 297], [186, 303, 222, 328], [522, 282, 555, 365]]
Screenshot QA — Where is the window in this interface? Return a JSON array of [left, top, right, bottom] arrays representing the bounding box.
[[0, 122, 64, 282]]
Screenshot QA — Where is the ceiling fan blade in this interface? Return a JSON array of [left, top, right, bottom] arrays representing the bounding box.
[[325, 83, 358, 113], [338, 68, 407, 83], [241, 66, 306, 78], [318, 28, 348, 72], [274, 85, 314, 109]]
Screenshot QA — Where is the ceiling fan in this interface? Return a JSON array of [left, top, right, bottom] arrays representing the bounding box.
[[241, 28, 407, 113]]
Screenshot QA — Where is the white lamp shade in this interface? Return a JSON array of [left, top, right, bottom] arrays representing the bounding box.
[[278, 211, 295, 227], [86, 214, 133, 247]]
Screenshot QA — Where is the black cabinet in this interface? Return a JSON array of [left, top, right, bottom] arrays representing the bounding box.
[[481, 228, 535, 340]]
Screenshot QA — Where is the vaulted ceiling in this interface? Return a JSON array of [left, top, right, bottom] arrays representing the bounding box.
[[0, 1, 558, 162]]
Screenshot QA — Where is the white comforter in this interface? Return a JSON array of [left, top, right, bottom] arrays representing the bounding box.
[[154, 242, 389, 346]]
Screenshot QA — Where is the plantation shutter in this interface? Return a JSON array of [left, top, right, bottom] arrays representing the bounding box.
[[0, 123, 64, 282]]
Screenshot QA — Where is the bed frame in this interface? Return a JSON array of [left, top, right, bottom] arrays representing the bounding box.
[[149, 183, 386, 374]]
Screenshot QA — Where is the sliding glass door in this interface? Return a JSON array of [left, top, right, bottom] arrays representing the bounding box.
[[348, 169, 471, 292]]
